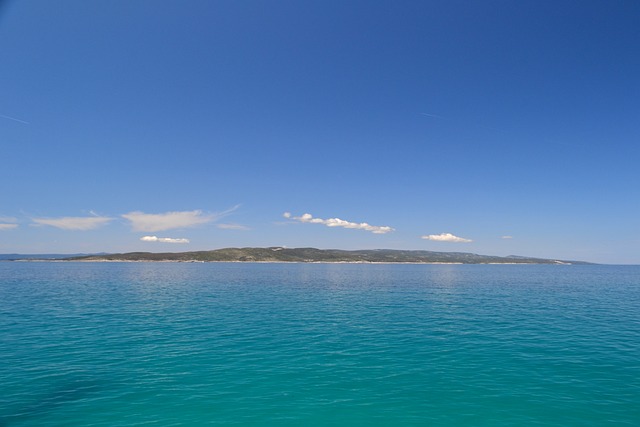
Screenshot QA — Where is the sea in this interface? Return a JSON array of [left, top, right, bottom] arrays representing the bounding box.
[[1, 262, 638, 426]]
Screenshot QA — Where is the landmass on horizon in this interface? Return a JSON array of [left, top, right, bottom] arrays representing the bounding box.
[[55, 247, 591, 264]]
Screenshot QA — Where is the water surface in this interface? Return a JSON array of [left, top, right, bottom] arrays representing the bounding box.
[[1, 263, 638, 426]]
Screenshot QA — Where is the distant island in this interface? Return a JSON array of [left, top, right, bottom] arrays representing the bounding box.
[[61, 248, 590, 264]]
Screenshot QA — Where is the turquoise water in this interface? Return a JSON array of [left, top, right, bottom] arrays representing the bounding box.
[[1, 263, 638, 426]]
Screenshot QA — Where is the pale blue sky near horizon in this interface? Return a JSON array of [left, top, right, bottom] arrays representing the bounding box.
[[1, 0, 638, 263]]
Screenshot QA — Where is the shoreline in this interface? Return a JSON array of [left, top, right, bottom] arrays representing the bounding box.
[[9, 259, 570, 265], [3, 247, 589, 265]]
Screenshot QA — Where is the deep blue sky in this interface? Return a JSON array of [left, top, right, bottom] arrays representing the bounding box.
[[1, 1, 638, 263]]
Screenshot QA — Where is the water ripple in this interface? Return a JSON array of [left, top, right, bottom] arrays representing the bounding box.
[[0, 263, 638, 426]]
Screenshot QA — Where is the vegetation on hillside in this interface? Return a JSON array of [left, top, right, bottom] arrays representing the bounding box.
[[66, 247, 588, 264]]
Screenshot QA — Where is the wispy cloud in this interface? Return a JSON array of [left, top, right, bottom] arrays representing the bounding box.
[[31, 216, 113, 230], [123, 206, 239, 232], [284, 212, 394, 234], [0, 217, 18, 230], [217, 223, 250, 230], [0, 113, 29, 125], [502, 235, 513, 239], [140, 236, 190, 244], [123, 210, 213, 232], [420, 112, 443, 119], [421, 233, 472, 243]]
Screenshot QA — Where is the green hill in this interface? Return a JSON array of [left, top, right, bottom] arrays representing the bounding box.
[[67, 247, 590, 264]]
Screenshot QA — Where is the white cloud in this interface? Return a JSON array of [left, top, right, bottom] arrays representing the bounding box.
[[140, 236, 190, 244], [123, 210, 215, 232], [502, 235, 513, 239], [421, 233, 473, 243], [284, 212, 394, 234], [31, 216, 113, 230], [0, 223, 18, 230], [217, 223, 250, 230]]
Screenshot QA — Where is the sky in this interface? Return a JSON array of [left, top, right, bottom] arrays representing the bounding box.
[[0, 0, 638, 263]]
